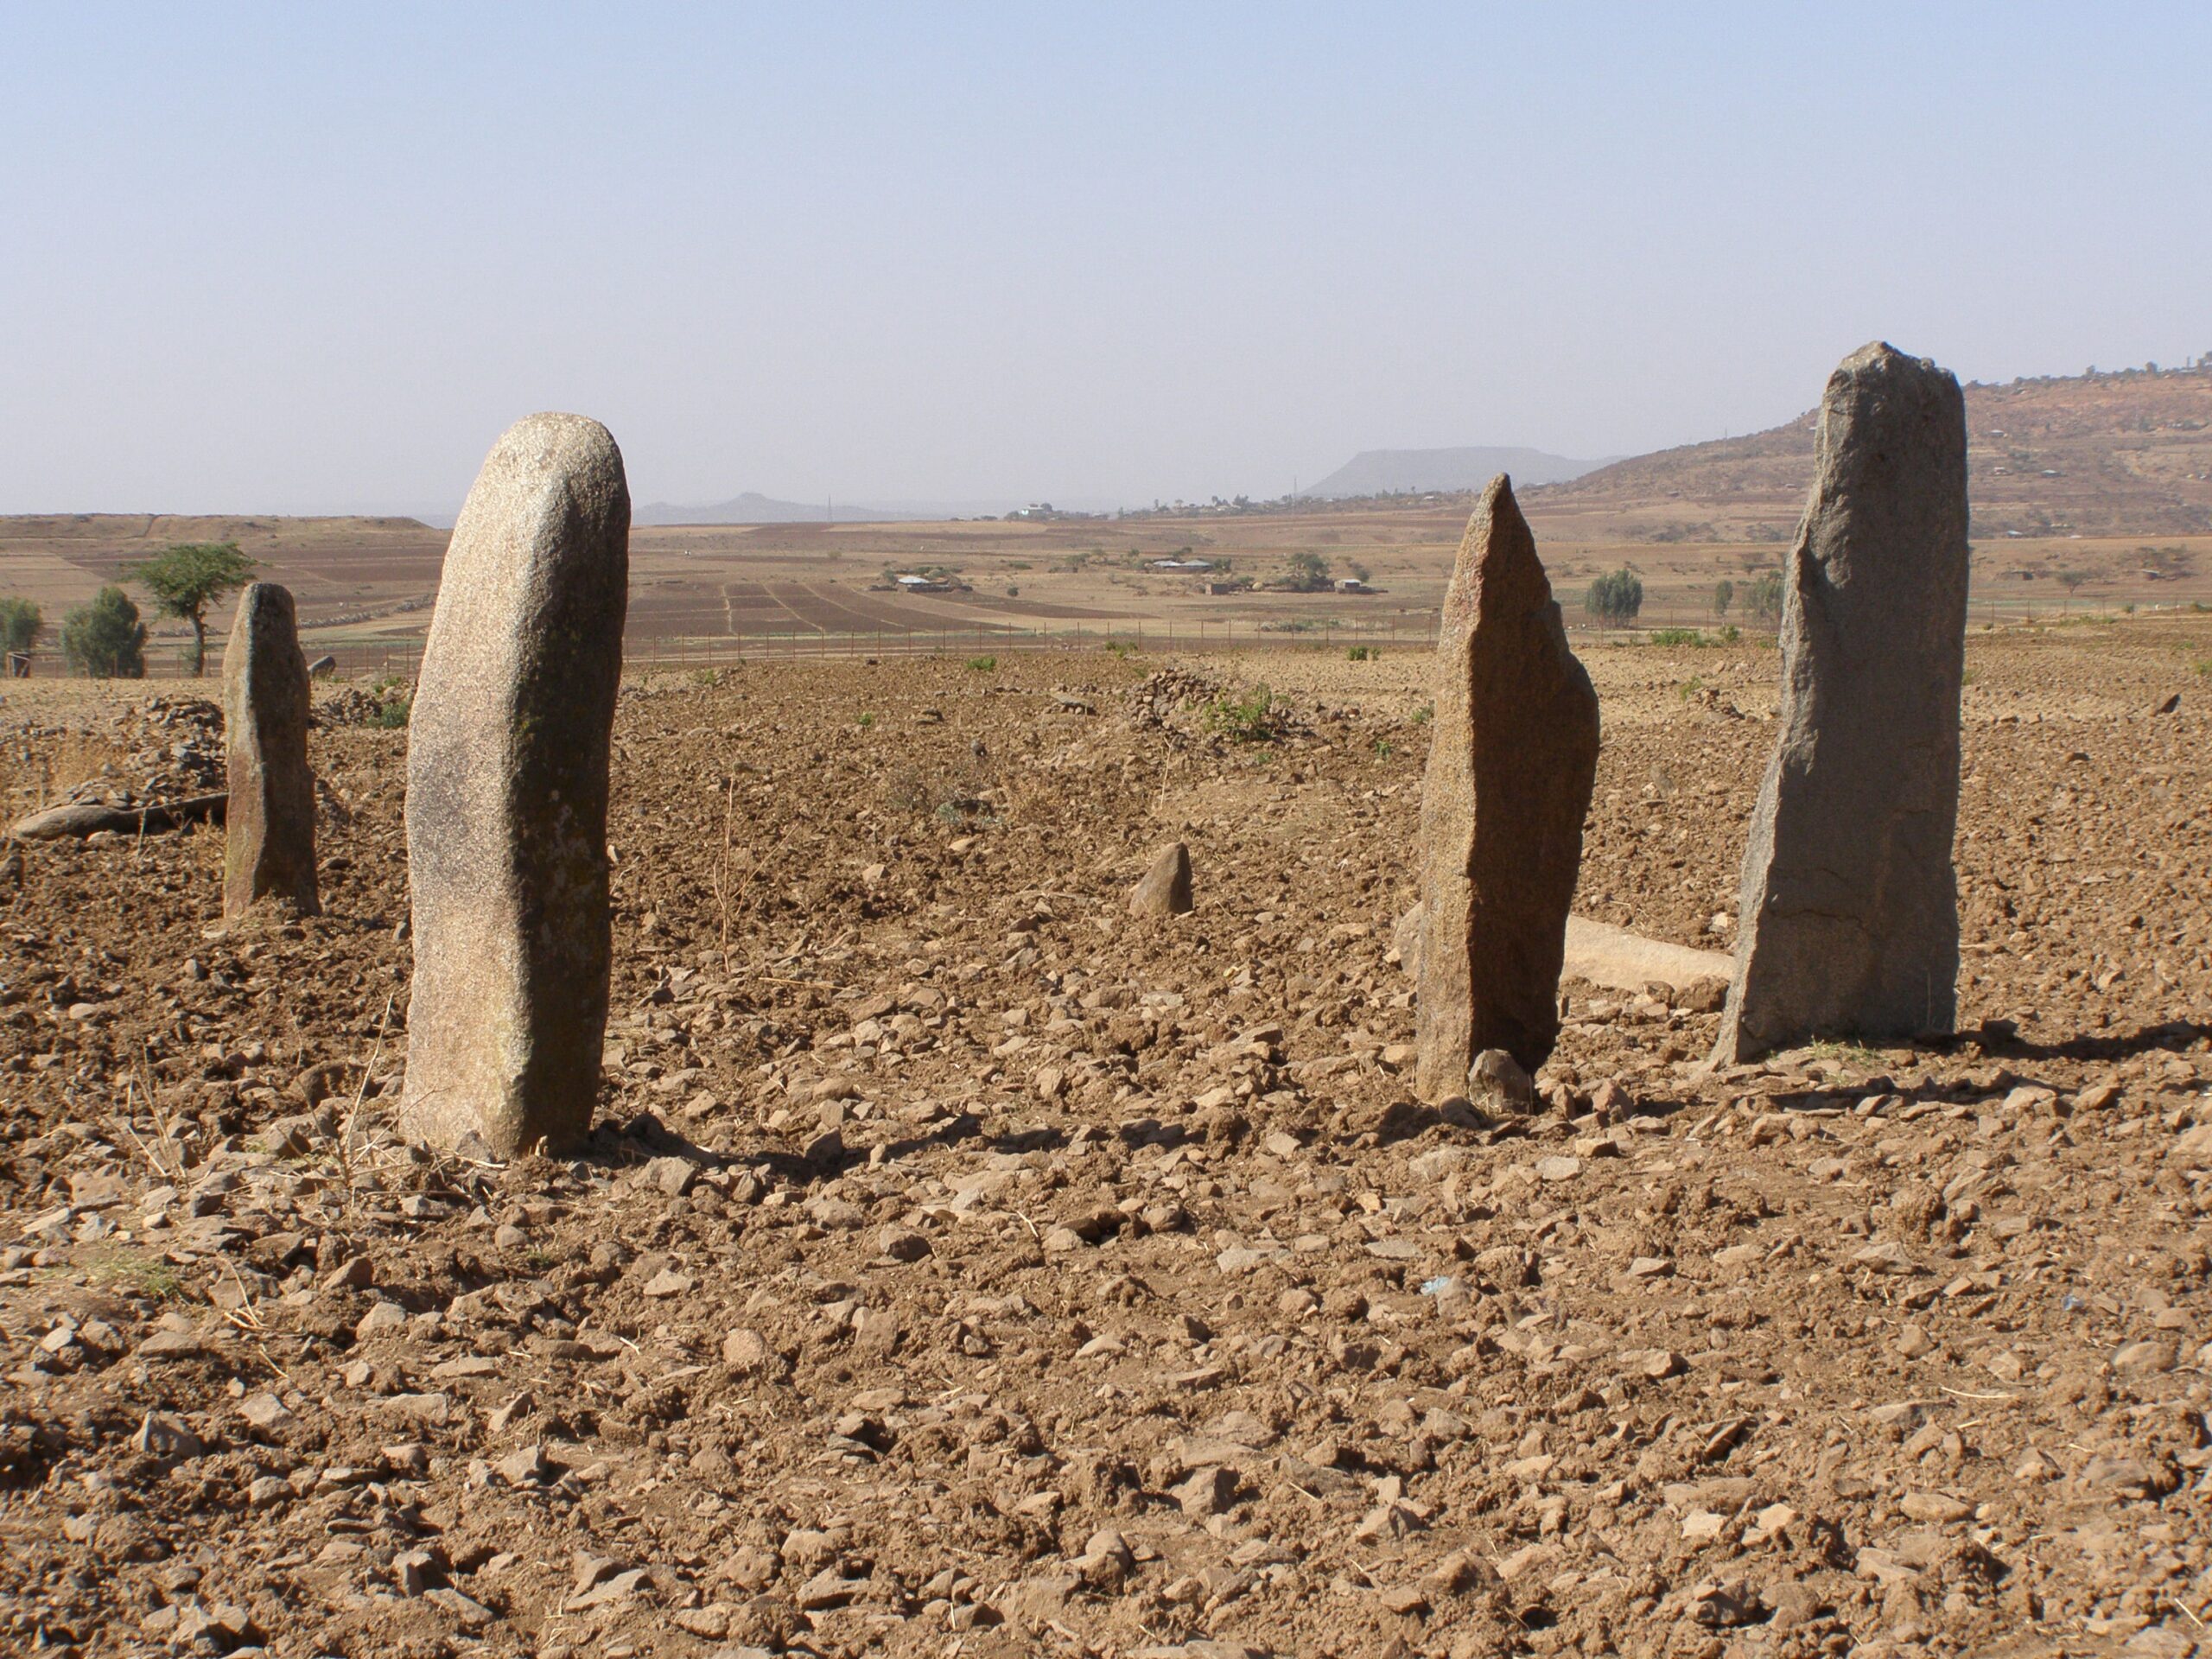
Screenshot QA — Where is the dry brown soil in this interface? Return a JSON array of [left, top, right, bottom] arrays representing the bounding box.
[[0, 617, 2209, 1659]]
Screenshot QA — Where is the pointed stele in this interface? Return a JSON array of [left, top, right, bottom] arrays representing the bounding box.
[[1128, 841, 1193, 917], [1414, 475, 1600, 1100], [221, 582, 318, 922], [400, 413, 631, 1156], [1713, 342, 1969, 1063]]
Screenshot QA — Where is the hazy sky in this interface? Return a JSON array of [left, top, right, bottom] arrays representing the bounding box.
[[4, 3, 2209, 515]]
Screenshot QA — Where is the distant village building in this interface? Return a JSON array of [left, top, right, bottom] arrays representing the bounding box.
[[893, 573, 952, 593], [1147, 558, 1215, 574], [1333, 576, 1375, 594]]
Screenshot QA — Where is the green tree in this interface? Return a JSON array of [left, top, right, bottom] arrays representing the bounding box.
[[2056, 569, 2088, 610], [1285, 550, 1331, 592], [0, 597, 41, 656], [1585, 568, 1644, 625], [61, 587, 148, 678], [130, 541, 257, 675], [1747, 569, 1785, 622], [1712, 578, 1734, 618]]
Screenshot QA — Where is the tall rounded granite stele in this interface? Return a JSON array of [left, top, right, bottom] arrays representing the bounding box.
[[1713, 342, 1969, 1064], [221, 581, 318, 923], [399, 414, 630, 1157], [1414, 475, 1599, 1101]]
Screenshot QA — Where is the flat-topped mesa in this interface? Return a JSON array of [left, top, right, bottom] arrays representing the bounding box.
[[221, 582, 317, 923], [1714, 342, 1969, 1064], [1414, 475, 1600, 1100], [399, 413, 631, 1157]]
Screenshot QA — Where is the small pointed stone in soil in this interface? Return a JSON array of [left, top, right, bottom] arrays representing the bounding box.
[[1128, 840, 1193, 916]]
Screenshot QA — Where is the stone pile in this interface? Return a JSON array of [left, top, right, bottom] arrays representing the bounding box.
[[120, 697, 226, 798], [315, 685, 410, 728], [1124, 666, 1222, 731]]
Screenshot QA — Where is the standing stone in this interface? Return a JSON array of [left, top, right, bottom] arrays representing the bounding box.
[[400, 414, 630, 1156], [1414, 476, 1599, 1099], [221, 582, 317, 922], [1128, 841, 1193, 917], [1714, 343, 1968, 1063]]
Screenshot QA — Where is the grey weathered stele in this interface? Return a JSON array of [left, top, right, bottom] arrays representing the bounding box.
[[400, 414, 631, 1156], [221, 582, 318, 923], [1128, 841, 1193, 917], [1414, 476, 1600, 1099], [1713, 342, 1969, 1064]]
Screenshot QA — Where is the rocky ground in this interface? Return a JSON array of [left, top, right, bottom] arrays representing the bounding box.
[[0, 614, 2209, 1659]]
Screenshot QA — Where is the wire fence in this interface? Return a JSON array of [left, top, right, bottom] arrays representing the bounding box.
[[5, 588, 2198, 683]]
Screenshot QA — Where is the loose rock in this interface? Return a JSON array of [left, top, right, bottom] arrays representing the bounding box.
[[1128, 840, 1194, 917]]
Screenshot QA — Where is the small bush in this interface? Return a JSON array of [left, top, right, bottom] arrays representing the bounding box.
[[1747, 570, 1784, 622], [0, 596, 41, 655], [1346, 645, 1373, 661], [858, 712, 876, 729], [965, 656, 996, 672], [1203, 684, 1275, 742], [1649, 628, 1702, 647], [373, 698, 410, 729], [1410, 702, 1432, 725], [62, 586, 148, 678], [1585, 569, 1644, 624], [88, 1247, 188, 1301]]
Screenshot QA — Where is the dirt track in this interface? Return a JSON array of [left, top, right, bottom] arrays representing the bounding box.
[[1, 617, 2209, 1658]]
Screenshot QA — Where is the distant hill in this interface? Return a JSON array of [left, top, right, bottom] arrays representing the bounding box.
[[1304, 446, 1613, 499], [1541, 362, 2212, 539], [634, 493, 901, 526]]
